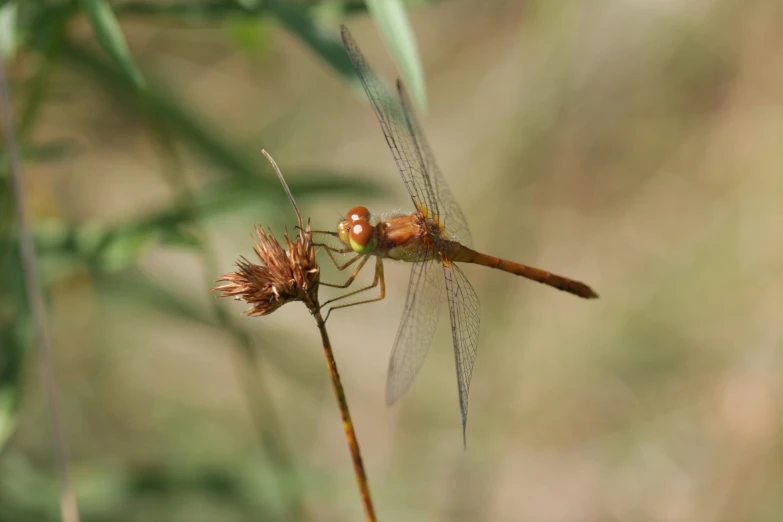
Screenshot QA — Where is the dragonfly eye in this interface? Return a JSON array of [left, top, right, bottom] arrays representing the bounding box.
[[346, 206, 370, 223], [337, 220, 351, 246], [349, 219, 375, 254]]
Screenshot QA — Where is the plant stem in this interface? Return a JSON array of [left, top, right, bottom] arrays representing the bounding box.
[[261, 149, 376, 520], [312, 310, 377, 522], [0, 58, 80, 522]]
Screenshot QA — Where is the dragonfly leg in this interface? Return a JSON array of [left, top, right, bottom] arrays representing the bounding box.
[[321, 254, 370, 290], [323, 258, 386, 322], [313, 243, 352, 255], [316, 244, 361, 271], [311, 230, 339, 237], [312, 229, 351, 262]]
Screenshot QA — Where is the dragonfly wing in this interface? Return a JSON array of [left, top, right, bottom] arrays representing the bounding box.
[[396, 80, 474, 248], [442, 260, 481, 445], [385, 245, 444, 406], [341, 26, 440, 217]]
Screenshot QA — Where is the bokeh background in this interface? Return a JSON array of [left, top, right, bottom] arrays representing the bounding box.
[[3, 0, 783, 520]]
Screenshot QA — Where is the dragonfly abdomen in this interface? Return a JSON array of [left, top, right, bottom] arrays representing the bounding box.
[[452, 245, 598, 299]]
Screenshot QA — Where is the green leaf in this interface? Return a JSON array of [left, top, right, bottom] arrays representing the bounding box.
[[158, 225, 203, 250], [98, 227, 158, 272], [0, 241, 27, 454], [122, 0, 361, 86], [56, 43, 384, 201], [19, 4, 70, 140], [47, 171, 381, 272], [262, 0, 359, 84], [0, 140, 74, 172], [225, 17, 272, 61], [0, 2, 17, 59], [22, 140, 75, 163], [365, 0, 427, 111], [49, 44, 383, 270], [0, 388, 19, 451], [78, 0, 146, 89], [59, 42, 266, 184], [115, 0, 260, 19]]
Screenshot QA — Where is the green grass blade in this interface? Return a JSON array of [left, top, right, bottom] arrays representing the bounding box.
[[0, 241, 25, 455], [78, 0, 146, 89], [262, 0, 358, 83], [19, 5, 69, 140], [60, 42, 268, 182], [31, 170, 380, 273], [226, 17, 272, 61], [116, 0, 254, 19], [0, 2, 17, 59], [57, 43, 383, 195], [46, 44, 382, 272], [365, 0, 427, 111]]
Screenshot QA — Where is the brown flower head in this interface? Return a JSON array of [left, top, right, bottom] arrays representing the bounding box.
[[213, 223, 319, 316], [213, 150, 319, 316]]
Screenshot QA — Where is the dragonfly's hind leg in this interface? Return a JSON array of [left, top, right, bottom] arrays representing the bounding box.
[[322, 258, 386, 322]]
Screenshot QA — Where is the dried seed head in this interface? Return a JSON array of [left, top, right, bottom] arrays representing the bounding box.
[[213, 222, 319, 315]]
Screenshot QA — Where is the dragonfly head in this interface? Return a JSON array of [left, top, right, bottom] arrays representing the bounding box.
[[337, 206, 376, 255]]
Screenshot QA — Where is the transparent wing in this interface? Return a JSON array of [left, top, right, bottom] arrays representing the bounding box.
[[340, 26, 440, 219], [396, 80, 474, 247], [385, 244, 444, 406], [442, 260, 481, 445]]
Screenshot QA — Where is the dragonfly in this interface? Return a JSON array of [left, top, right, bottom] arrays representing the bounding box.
[[315, 26, 598, 445]]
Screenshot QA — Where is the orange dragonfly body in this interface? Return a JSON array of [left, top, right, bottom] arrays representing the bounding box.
[[317, 26, 598, 445]]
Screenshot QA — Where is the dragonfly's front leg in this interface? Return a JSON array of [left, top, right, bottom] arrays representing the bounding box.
[[323, 258, 386, 322], [311, 230, 339, 238], [312, 230, 364, 272], [317, 243, 361, 271]]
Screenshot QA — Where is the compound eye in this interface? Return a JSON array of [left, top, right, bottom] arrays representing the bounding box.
[[337, 220, 351, 245], [346, 206, 370, 223], [349, 219, 375, 254]]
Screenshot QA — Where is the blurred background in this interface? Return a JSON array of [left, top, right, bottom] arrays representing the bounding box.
[[3, 0, 783, 520]]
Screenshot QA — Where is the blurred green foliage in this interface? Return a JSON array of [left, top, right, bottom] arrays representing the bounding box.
[[4, 0, 783, 521], [0, 0, 426, 520]]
